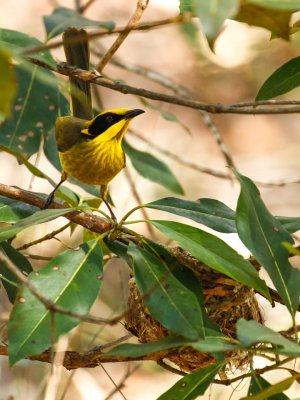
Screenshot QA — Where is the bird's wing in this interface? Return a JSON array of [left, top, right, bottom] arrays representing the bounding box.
[[55, 116, 87, 152]]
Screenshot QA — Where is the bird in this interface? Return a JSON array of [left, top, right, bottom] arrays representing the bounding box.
[[43, 108, 145, 218]]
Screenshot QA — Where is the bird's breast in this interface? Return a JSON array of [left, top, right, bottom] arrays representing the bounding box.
[[59, 138, 125, 185]]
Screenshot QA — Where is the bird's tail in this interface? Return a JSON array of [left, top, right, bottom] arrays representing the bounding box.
[[62, 28, 93, 120]]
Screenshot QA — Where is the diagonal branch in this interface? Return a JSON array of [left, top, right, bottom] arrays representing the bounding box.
[[0, 182, 110, 234], [97, 0, 149, 72]]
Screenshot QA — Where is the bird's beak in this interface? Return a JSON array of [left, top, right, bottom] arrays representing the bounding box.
[[124, 109, 145, 120]]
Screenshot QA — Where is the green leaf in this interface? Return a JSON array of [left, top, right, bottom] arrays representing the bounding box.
[[0, 242, 33, 303], [146, 197, 236, 233], [243, 375, 296, 400], [0, 208, 77, 242], [247, 0, 300, 10], [235, 172, 300, 316], [158, 362, 224, 400], [188, 0, 239, 44], [104, 239, 132, 265], [0, 28, 54, 65], [128, 244, 205, 340], [0, 63, 62, 155], [0, 29, 63, 155], [0, 47, 16, 118], [237, 319, 300, 356], [0, 197, 39, 223], [256, 57, 300, 100], [108, 336, 192, 357], [248, 375, 290, 400], [150, 220, 269, 299], [236, 3, 292, 40], [43, 7, 115, 39], [123, 141, 184, 195], [277, 216, 300, 233], [8, 240, 102, 365], [180, 0, 193, 13], [108, 331, 237, 358]]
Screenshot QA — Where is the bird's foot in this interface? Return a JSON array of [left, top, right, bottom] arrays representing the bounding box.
[[42, 192, 55, 209]]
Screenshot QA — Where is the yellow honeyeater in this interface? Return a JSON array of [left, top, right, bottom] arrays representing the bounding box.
[[44, 108, 144, 210]]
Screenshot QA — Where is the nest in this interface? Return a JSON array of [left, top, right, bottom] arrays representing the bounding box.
[[125, 247, 263, 373]]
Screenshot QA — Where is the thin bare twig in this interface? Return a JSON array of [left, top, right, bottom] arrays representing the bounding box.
[[130, 130, 300, 186], [22, 14, 191, 56], [123, 168, 156, 238], [104, 364, 141, 400], [16, 222, 71, 251], [100, 364, 128, 400], [24, 254, 53, 261], [212, 356, 295, 385], [79, 0, 96, 14], [97, 0, 149, 72], [129, 129, 231, 180]]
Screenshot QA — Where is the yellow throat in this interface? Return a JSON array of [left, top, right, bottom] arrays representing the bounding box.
[[56, 108, 145, 187]]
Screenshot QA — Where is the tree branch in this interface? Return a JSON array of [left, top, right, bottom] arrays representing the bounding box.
[[0, 343, 167, 369], [0, 182, 110, 234], [22, 14, 191, 56], [28, 58, 300, 115]]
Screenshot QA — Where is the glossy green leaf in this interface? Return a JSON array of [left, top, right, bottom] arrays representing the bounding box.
[[256, 57, 300, 100], [0, 63, 62, 155], [247, 0, 300, 10], [0, 47, 16, 118], [247, 375, 290, 400], [0, 196, 39, 223], [108, 336, 192, 357], [146, 197, 236, 233], [0, 30, 64, 155], [0, 28, 54, 65], [195, 0, 238, 43], [43, 7, 115, 39], [104, 239, 131, 265], [236, 3, 292, 40], [0, 207, 77, 242], [0, 242, 33, 303], [128, 244, 205, 340], [158, 362, 224, 400], [144, 240, 205, 308], [277, 216, 300, 233], [243, 375, 296, 400], [8, 240, 102, 365], [235, 172, 300, 315], [237, 319, 300, 356], [180, 0, 238, 44], [123, 141, 184, 195], [150, 220, 269, 299]]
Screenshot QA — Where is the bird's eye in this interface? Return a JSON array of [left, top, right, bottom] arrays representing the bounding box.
[[106, 115, 114, 123]]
